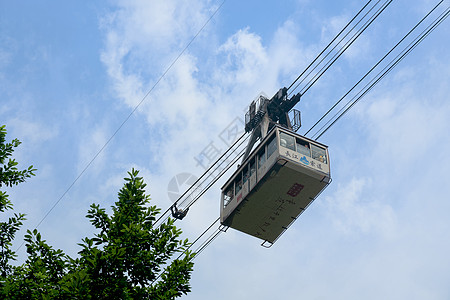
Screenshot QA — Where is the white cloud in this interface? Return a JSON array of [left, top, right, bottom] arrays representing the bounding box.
[[216, 28, 269, 86], [99, 0, 215, 109], [99, 1, 231, 183], [101, 0, 211, 53], [324, 177, 397, 237], [352, 61, 450, 175], [8, 118, 59, 147], [321, 13, 348, 42]]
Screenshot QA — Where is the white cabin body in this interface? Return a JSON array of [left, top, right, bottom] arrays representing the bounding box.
[[220, 125, 331, 246]]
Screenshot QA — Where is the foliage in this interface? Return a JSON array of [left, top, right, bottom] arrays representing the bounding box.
[[2, 229, 71, 299], [0, 125, 36, 277], [75, 168, 195, 299], [0, 126, 194, 299]]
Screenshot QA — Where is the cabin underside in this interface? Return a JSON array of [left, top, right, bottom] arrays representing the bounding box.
[[222, 160, 330, 244]]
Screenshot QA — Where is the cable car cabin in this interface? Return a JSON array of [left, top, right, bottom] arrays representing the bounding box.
[[220, 125, 331, 246]]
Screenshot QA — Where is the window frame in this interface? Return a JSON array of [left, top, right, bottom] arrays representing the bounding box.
[[267, 133, 277, 158], [279, 132, 296, 151], [258, 146, 266, 169], [223, 185, 234, 208], [296, 138, 311, 157], [311, 144, 327, 164]]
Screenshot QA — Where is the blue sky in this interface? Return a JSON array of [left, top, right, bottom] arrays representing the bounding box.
[[1, 0, 450, 299]]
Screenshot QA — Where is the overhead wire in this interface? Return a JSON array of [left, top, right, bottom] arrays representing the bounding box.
[[151, 141, 246, 285], [178, 136, 246, 209], [305, 0, 444, 137], [312, 3, 450, 140], [289, 0, 394, 97], [189, 218, 220, 259], [286, 0, 375, 92], [183, 151, 245, 210], [153, 131, 247, 227], [153, 133, 248, 228], [149, 141, 246, 283], [150, 217, 220, 286], [192, 225, 223, 259]]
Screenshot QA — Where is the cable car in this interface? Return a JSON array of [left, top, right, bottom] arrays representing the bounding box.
[[220, 89, 331, 247]]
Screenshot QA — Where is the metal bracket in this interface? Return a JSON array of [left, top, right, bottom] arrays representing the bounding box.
[[261, 240, 273, 248], [219, 224, 229, 232], [289, 109, 302, 132]]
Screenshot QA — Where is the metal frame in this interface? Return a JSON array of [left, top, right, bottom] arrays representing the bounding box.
[[242, 88, 302, 164]]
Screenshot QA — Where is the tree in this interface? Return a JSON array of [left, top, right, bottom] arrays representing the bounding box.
[[74, 168, 195, 299], [0, 125, 66, 299], [0, 125, 36, 277], [2, 229, 71, 299], [0, 126, 194, 299]]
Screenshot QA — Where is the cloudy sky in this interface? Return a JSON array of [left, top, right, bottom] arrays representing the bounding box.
[[1, 0, 450, 299]]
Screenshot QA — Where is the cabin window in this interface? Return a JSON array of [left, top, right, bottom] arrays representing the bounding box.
[[267, 134, 277, 158], [311, 144, 327, 164], [279, 132, 295, 151], [258, 147, 266, 169], [243, 165, 249, 184], [296, 138, 311, 157], [235, 173, 243, 194], [223, 186, 233, 208], [249, 157, 256, 177]]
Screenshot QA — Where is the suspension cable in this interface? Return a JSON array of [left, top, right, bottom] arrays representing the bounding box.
[[286, 0, 375, 92], [150, 217, 220, 286], [184, 152, 245, 209], [313, 5, 450, 140], [154, 136, 247, 228], [292, 0, 394, 97], [193, 226, 222, 259], [305, 0, 445, 137], [153, 132, 247, 227]]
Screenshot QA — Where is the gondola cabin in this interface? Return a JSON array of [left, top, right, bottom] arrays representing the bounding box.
[[220, 125, 331, 246]]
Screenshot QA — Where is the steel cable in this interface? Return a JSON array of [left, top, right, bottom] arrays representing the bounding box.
[[305, 0, 445, 137], [313, 5, 450, 140]]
